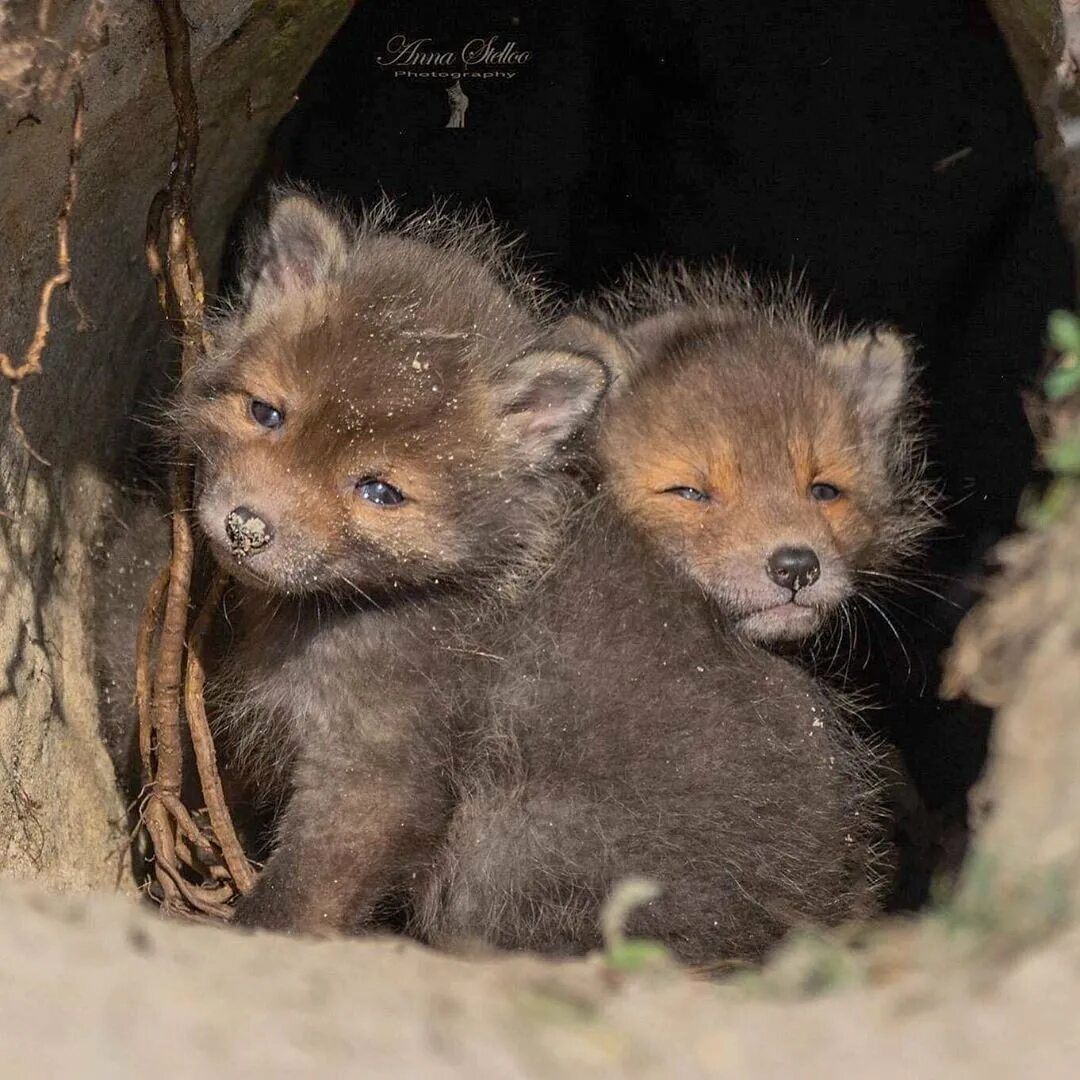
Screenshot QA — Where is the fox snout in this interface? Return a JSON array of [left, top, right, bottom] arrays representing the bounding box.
[[766, 545, 821, 593], [224, 506, 275, 559]]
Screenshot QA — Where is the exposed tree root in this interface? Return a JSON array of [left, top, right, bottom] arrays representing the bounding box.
[[136, 0, 254, 919], [0, 77, 84, 469], [185, 572, 256, 895]]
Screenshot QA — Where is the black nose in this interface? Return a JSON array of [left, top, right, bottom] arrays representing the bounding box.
[[224, 506, 273, 556], [766, 546, 821, 592]]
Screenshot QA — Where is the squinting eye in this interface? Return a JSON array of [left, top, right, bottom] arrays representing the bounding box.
[[663, 486, 710, 503], [356, 479, 406, 507], [250, 398, 284, 429], [810, 482, 842, 502]]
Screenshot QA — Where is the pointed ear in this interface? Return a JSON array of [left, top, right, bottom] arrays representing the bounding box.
[[604, 307, 742, 393], [551, 314, 633, 386], [245, 194, 350, 307], [493, 348, 610, 462], [820, 328, 912, 430]]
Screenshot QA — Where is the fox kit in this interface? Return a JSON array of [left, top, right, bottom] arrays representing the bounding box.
[[158, 191, 609, 932], [415, 495, 883, 964], [569, 266, 932, 644], [406, 271, 921, 960]]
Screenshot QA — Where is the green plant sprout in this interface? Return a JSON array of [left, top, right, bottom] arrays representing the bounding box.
[[599, 877, 674, 973], [1020, 311, 1080, 527]]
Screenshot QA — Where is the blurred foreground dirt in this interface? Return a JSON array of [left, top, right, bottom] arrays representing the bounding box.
[[1, 880, 1077, 1078]]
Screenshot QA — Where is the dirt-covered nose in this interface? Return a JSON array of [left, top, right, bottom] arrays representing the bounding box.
[[766, 546, 820, 591], [225, 506, 274, 557]]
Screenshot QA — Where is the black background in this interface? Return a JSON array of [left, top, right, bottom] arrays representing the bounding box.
[[253, 0, 1073, 896]]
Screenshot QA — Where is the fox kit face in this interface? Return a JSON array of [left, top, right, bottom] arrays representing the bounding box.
[[174, 195, 606, 597], [586, 297, 926, 643]]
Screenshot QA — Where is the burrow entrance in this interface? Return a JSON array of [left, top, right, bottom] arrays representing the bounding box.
[[184, 0, 1072, 910], [2, 0, 1073, 960]]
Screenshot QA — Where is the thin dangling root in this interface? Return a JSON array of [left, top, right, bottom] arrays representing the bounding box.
[[0, 77, 85, 470], [135, 0, 255, 920]]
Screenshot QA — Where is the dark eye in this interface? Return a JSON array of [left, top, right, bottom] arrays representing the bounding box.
[[663, 486, 710, 503], [250, 398, 284, 429], [810, 482, 842, 502], [356, 479, 405, 507]]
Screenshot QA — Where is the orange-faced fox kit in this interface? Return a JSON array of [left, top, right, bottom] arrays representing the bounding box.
[[417, 500, 883, 963], [576, 266, 933, 644], [164, 192, 609, 931]]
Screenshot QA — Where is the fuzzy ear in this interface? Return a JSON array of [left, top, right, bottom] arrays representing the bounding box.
[[246, 194, 350, 307], [494, 349, 610, 461], [551, 314, 633, 383], [820, 328, 912, 430], [624, 310, 706, 366]]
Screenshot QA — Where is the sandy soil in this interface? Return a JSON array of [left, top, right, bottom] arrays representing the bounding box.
[[0, 881, 1075, 1078]]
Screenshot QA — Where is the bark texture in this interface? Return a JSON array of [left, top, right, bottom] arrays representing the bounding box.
[[987, 0, 1080, 280]]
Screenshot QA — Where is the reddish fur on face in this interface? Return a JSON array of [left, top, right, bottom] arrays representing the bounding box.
[[584, 267, 933, 643], [179, 319, 491, 591], [171, 196, 607, 600]]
